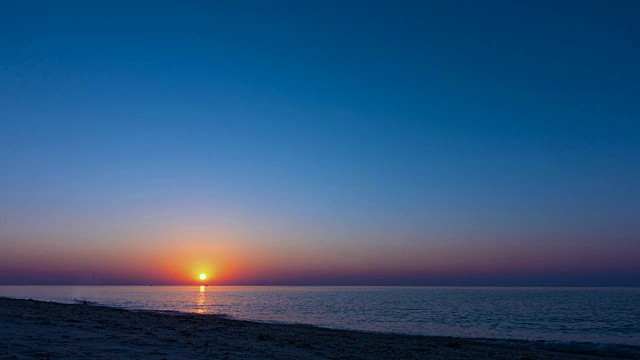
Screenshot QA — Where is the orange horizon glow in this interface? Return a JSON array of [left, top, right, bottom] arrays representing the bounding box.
[[2, 230, 640, 286]]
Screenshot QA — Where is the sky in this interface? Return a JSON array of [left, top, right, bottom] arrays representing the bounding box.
[[1, 0, 639, 286]]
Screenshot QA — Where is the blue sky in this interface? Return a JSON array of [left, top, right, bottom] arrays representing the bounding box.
[[1, 1, 639, 285]]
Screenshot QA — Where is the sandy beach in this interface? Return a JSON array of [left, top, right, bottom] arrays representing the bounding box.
[[1, 297, 637, 359]]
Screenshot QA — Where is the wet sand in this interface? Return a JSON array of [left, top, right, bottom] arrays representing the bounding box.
[[0, 297, 634, 359]]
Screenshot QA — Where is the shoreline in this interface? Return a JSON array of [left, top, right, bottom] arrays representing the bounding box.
[[1, 297, 638, 359]]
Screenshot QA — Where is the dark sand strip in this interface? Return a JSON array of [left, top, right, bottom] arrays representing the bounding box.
[[0, 297, 635, 359]]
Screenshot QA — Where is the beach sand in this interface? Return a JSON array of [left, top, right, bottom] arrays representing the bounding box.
[[0, 297, 634, 359]]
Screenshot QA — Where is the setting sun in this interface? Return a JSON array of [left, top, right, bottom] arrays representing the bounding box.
[[199, 273, 207, 281]]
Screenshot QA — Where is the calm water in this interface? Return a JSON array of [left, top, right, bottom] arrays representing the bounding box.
[[1, 286, 639, 346]]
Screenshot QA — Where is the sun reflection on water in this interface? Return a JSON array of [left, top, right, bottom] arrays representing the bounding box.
[[197, 285, 206, 314]]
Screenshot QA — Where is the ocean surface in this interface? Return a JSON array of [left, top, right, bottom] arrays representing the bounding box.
[[1, 286, 639, 346]]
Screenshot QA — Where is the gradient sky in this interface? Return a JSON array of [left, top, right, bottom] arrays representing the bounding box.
[[1, 0, 639, 286]]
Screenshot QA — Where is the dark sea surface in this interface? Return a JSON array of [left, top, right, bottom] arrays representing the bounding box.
[[1, 286, 638, 346]]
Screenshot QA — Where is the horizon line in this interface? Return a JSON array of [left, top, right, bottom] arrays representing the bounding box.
[[1, 284, 639, 288]]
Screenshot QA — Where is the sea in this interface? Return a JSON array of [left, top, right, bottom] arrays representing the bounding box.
[[1, 286, 639, 350]]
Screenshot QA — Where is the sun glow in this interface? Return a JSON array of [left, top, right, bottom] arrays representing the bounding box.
[[199, 273, 207, 281]]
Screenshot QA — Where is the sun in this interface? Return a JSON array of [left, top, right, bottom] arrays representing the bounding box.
[[199, 273, 207, 281]]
